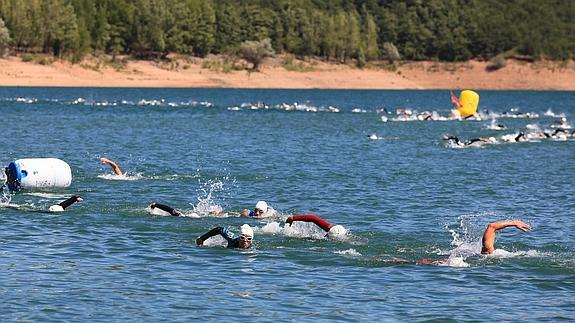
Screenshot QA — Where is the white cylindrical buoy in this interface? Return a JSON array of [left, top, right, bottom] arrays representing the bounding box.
[[4, 158, 72, 192]]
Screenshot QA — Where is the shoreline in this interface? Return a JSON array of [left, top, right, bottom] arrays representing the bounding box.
[[1, 55, 574, 91]]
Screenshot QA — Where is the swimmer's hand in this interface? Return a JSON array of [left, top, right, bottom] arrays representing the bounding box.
[[240, 209, 249, 217], [196, 238, 204, 246], [286, 216, 293, 226], [514, 220, 531, 232]]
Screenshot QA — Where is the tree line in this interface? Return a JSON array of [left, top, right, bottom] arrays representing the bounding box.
[[0, 0, 573, 63]]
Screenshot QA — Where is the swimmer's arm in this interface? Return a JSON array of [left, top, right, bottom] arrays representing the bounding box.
[[196, 227, 233, 245], [240, 209, 252, 217], [442, 135, 461, 145], [481, 220, 530, 254], [100, 157, 123, 175], [286, 214, 333, 232], [151, 203, 182, 216]]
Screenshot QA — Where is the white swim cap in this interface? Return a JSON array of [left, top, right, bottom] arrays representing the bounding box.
[[327, 225, 346, 238], [240, 224, 254, 238], [255, 201, 268, 211]]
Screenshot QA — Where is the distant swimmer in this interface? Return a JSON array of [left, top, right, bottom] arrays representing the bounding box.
[[100, 157, 123, 175], [241, 200, 277, 218], [196, 224, 254, 249], [514, 132, 527, 142], [501, 132, 527, 143], [538, 129, 569, 139], [482, 220, 531, 254], [149, 202, 183, 216], [442, 135, 495, 146], [285, 214, 347, 238], [48, 195, 83, 212]]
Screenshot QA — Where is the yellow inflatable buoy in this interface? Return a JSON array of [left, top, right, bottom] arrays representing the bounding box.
[[452, 90, 479, 118]]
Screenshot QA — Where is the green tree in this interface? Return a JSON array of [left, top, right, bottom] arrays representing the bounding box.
[[239, 38, 274, 71], [362, 10, 379, 60], [0, 17, 10, 56], [213, 3, 241, 53]]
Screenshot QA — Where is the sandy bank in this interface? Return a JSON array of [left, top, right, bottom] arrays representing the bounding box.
[[0, 56, 573, 90]]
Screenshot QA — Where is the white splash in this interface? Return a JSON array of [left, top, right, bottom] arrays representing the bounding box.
[[190, 179, 226, 217], [257, 221, 343, 240], [98, 173, 144, 181], [334, 249, 362, 256]]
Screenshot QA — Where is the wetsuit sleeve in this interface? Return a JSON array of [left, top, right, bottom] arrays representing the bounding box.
[[152, 203, 182, 216], [59, 195, 80, 210], [445, 136, 461, 145], [288, 214, 333, 232], [196, 227, 235, 245]]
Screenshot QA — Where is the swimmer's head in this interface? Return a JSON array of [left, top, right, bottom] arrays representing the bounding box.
[[254, 200, 268, 216], [327, 225, 347, 239], [239, 224, 254, 248]]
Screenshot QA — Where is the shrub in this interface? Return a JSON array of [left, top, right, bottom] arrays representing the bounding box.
[[486, 54, 506, 71]]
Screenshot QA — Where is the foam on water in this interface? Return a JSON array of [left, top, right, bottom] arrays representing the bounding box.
[[98, 173, 144, 181], [190, 179, 226, 217], [24, 192, 71, 199], [334, 248, 362, 256], [257, 221, 349, 240]]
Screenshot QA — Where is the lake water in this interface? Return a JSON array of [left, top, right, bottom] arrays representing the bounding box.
[[0, 88, 574, 321]]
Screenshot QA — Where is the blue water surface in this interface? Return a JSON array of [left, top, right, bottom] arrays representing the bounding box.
[[0, 88, 573, 321]]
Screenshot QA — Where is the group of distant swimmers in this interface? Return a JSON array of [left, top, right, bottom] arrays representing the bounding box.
[[16, 157, 530, 261]]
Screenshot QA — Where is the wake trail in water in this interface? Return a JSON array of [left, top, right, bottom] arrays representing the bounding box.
[[98, 173, 144, 181]]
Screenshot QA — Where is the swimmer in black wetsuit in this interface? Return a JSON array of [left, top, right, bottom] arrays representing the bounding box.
[[442, 135, 493, 146], [514, 132, 527, 142], [196, 224, 254, 249], [149, 202, 183, 216], [48, 195, 83, 212], [540, 129, 567, 138]]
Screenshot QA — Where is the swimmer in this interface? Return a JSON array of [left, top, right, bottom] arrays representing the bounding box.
[[100, 157, 123, 175], [418, 219, 531, 265], [241, 200, 277, 218], [514, 132, 527, 142], [149, 202, 183, 216], [285, 214, 347, 238], [501, 132, 528, 143], [539, 129, 568, 139], [481, 220, 531, 254], [149, 202, 222, 216], [48, 195, 83, 212], [442, 135, 495, 146], [196, 224, 254, 249]]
